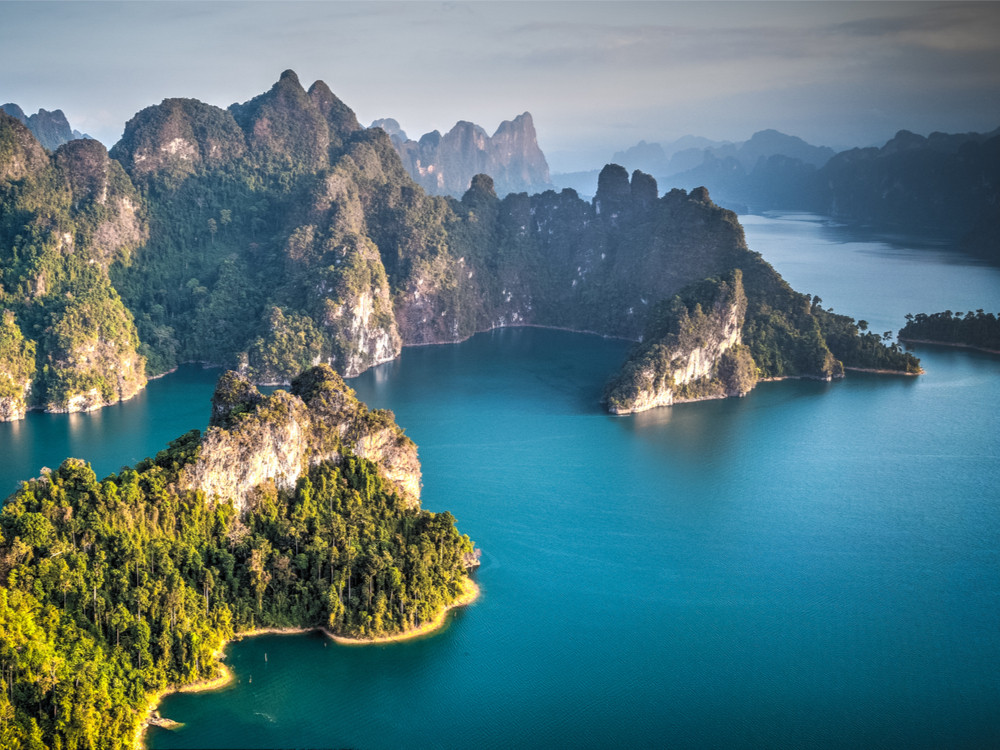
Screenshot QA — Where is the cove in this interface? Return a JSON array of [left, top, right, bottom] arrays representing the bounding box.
[[2, 214, 998, 749], [145, 214, 998, 749]]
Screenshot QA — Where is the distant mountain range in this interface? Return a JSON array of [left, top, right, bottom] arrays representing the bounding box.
[[1, 102, 90, 149], [554, 126, 1000, 261], [370, 113, 551, 198]]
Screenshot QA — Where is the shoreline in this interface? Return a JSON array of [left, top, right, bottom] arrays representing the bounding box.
[[136, 576, 479, 749], [899, 337, 1000, 355], [843, 366, 922, 376]]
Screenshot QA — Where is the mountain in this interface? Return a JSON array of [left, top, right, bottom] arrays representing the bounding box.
[[816, 127, 1000, 260], [0, 71, 908, 423], [554, 130, 833, 203], [371, 112, 551, 197], [0, 102, 90, 149], [0, 364, 478, 748], [0, 111, 147, 420]]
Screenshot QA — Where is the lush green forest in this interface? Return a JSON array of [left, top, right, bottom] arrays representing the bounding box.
[[898, 310, 1000, 352], [1, 70, 917, 423], [0, 370, 476, 749]]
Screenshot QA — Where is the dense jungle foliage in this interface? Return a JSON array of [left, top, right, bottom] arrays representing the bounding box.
[[1, 70, 917, 420], [0, 415, 475, 749], [899, 310, 1000, 352]]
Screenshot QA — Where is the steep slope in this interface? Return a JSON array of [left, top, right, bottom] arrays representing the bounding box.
[[0, 113, 147, 419], [374, 112, 551, 197], [1, 103, 83, 150], [1, 71, 909, 419], [0, 366, 476, 748], [180, 366, 420, 512]]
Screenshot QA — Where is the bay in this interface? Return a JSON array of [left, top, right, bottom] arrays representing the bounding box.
[[3, 214, 999, 749]]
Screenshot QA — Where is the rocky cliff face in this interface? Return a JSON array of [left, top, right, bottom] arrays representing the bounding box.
[[0, 115, 148, 420], [1, 103, 80, 150], [375, 112, 551, 197], [0, 310, 36, 421], [604, 271, 756, 414], [180, 367, 420, 512]]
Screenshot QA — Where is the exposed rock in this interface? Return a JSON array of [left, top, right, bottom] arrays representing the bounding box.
[[179, 367, 420, 512], [604, 271, 755, 414], [0, 310, 35, 422], [42, 289, 147, 413], [1, 103, 78, 150], [374, 111, 551, 197]]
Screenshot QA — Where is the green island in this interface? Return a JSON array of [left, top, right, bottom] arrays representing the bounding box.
[[0, 366, 478, 750], [898, 310, 1000, 353]]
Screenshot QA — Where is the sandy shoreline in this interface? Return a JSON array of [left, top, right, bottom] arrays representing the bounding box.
[[135, 577, 479, 748]]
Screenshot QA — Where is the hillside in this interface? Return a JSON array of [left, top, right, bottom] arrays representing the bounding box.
[[0, 71, 912, 421]]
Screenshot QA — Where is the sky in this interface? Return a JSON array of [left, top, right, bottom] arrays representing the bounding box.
[[2, 1, 999, 172]]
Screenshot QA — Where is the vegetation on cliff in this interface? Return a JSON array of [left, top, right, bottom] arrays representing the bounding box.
[[2, 71, 914, 420], [0, 367, 476, 749], [899, 310, 1000, 352], [0, 113, 147, 418]]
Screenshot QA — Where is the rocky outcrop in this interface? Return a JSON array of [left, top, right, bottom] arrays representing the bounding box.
[[373, 112, 551, 197], [180, 366, 420, 512], [604, 271, 756, 414], [42, 288, 147, 413], [0, 311, 36, 421], [0, 115, 149, 420], [1, 103, 80, 150], [110, 98, 247, 180], [0, 111, 49, 180]]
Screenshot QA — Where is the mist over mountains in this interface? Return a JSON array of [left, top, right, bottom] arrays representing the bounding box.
[[370, 113, 551, 198], [554, 125, 1000, 261], [0, 102, 90, 149]]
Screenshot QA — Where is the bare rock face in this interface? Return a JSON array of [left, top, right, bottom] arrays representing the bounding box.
[[0, 310, 35, 422], [43, 290, 147, 413], [604, 271, 757, 414], [374, 111, 551, 197], [55, 139, 147, 268], [1, 104, 77, 150], [180, 366, 421, 513]]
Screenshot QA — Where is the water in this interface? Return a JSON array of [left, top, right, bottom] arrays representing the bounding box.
[[3, 214, 999, 748]]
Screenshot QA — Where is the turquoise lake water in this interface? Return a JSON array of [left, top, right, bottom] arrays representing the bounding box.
[[2, 214, 998, 748]]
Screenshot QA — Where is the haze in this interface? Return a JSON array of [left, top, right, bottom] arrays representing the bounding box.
[[2, 0, 999, 172]]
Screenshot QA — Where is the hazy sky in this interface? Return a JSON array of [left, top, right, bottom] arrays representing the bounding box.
[[2, 1, 999, 171]]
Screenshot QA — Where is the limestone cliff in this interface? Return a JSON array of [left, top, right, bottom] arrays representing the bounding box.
[[179, 366, 420, 512], [1, 104, 80, 150], [604, 271, 757, 414], [0, 115, 148, 419], [374, 112, 551, 197], [0, 310, 36, 421]]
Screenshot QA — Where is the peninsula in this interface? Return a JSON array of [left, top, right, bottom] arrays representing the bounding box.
[[0, 365, 479, 749]]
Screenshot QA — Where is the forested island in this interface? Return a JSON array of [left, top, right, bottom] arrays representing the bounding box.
[[0, 70, 917, 422], [0, 365, 478, 749], [898, 310, 1000, 353]]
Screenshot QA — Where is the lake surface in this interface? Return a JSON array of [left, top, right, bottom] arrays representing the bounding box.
[[3, 214, 999, 749]]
